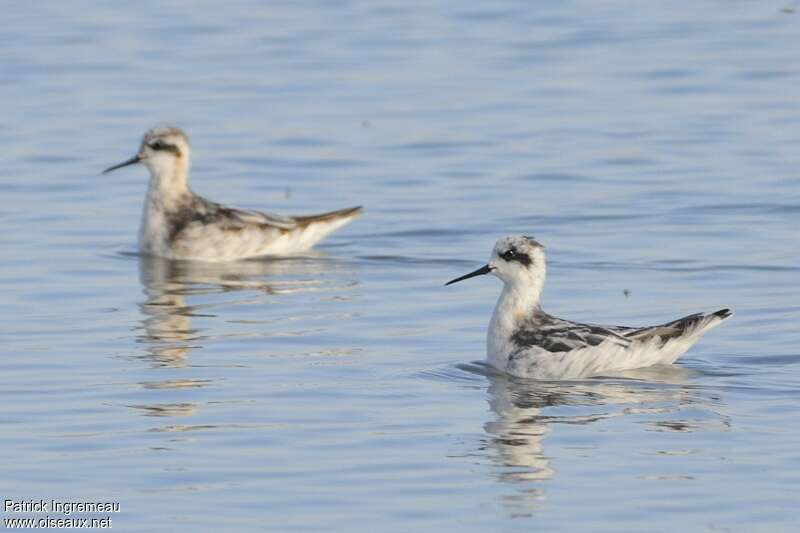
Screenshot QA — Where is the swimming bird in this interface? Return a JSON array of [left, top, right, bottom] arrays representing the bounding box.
[[445, 235, 732, 379], [103, 127, 362, 261]]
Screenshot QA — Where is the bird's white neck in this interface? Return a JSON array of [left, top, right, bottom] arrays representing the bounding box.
[[143, 159, 192, 209], [486, 275, 545, 370], [138, 160, 193, 255]]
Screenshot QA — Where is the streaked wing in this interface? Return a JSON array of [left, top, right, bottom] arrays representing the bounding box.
[[621, 312, 705, 342], [511, 318, 632, 353], [209, 203, 298, 230], [167, 196, 298, 244]]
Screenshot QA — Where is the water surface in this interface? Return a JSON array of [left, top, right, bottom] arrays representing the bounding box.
[[2, 1, 799, 531]]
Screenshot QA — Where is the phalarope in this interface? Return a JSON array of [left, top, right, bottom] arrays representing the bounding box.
[[103, 127, 362, 261], [446, 235, 732, 379]]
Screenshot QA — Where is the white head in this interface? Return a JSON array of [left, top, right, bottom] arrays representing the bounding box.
[[446, 235, 547, 295], [102, 127, 192, 188]]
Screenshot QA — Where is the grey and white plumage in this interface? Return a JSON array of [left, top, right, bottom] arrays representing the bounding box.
[[103, 127, 362, 261], [446, 235, 732, 379]]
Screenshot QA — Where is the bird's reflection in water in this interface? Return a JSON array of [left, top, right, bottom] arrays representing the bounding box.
[[480, 364, 721, 512], [131, 253, 356, 428], [137, 253, 355, 367]]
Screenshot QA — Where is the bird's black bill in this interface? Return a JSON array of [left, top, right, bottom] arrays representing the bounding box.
[[444, 264, 492, 286], [102, 155, 140, 174]]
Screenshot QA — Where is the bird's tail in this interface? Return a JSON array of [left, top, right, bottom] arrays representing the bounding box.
[[626, 308, 733, 343], [294, 206, 363, 227], [696, 308, 734, 334], [290, 206, 363, 249]]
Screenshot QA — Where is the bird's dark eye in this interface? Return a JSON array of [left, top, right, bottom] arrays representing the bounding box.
[[502, 249, 516, 260], [147, 140, 181, 156]]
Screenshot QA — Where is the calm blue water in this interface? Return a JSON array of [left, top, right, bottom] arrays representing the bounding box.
[[2, 1, 799, 531]]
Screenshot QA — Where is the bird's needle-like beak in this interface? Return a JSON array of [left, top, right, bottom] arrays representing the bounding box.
[[445, 264, 493, 286], [102, 155, 141, 174]]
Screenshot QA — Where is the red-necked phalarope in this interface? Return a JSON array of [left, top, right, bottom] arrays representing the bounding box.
[[446, 235, 732, 379], [103, 127, 362, 261]]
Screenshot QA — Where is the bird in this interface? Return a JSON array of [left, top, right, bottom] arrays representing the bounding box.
[[445, 235, 732, 380], [102, 126, 362, 261]]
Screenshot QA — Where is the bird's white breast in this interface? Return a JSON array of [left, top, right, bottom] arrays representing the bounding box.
[[139, 190, 172, 257]]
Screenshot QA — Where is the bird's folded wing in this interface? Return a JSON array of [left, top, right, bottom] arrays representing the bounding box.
[[513, 312, 713, 355], [203, 202, 298, 230], [621, 312, 705, 342], [512, 322, 632, 353]]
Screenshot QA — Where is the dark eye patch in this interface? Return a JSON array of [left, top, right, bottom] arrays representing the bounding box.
[[501, 247, 532, 266], [149, 140, 181, 156]]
